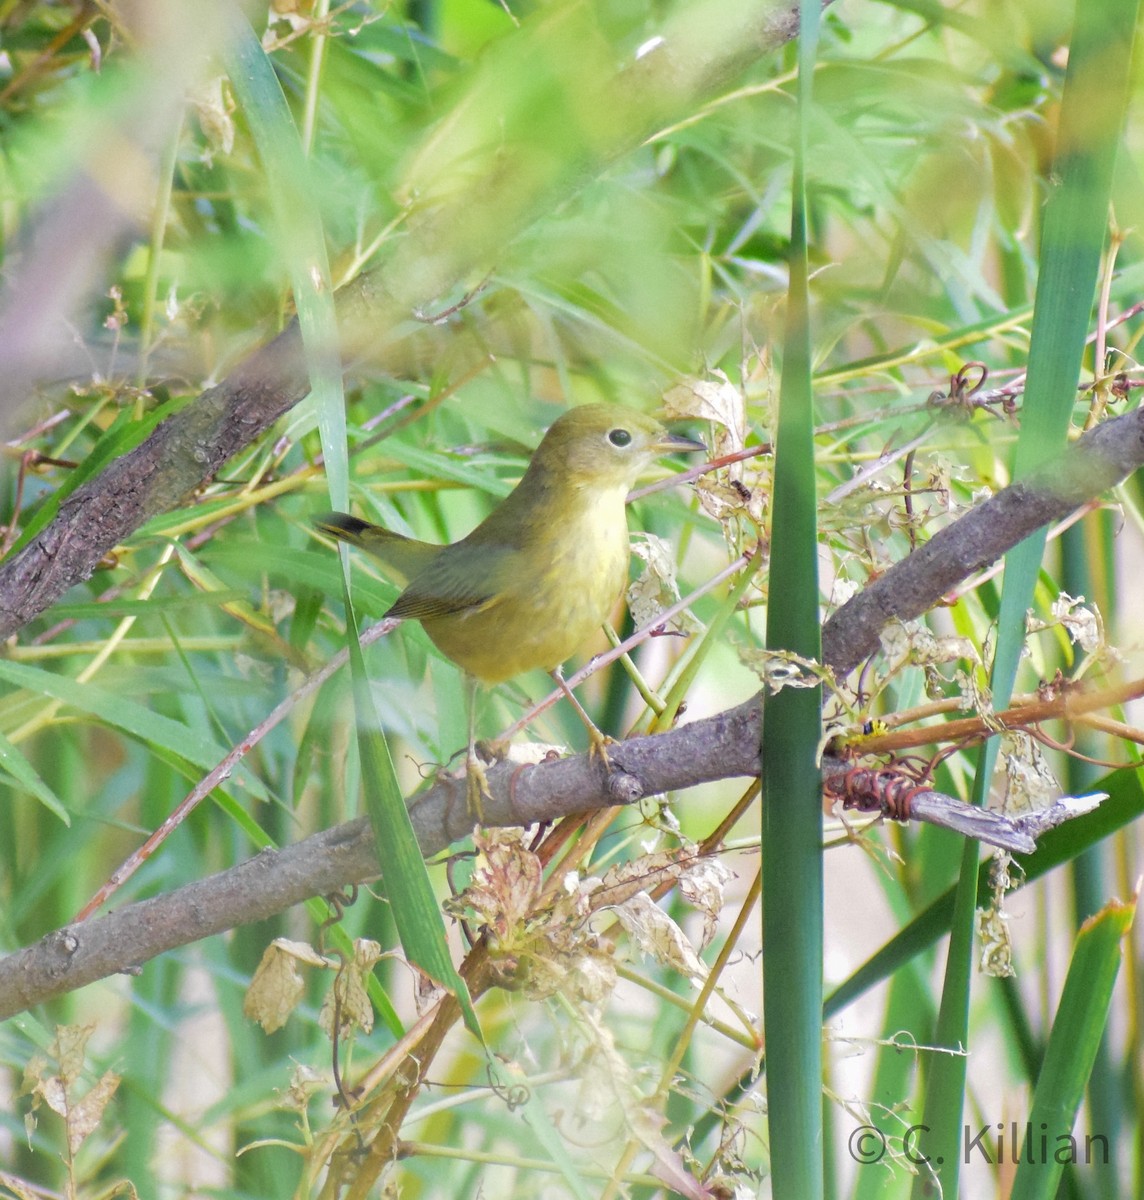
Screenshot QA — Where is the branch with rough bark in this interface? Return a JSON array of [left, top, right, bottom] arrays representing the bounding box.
[[821, 403, 1144, 674], [4, 0, 1143, 1020], [0, 0, 832, 1017], [1, 403, 1141, 1018]]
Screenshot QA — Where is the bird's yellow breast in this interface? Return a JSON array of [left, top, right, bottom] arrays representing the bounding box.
[[423, 483, 630, 683]]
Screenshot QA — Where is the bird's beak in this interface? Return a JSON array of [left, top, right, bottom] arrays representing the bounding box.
[[654, 430, 707, 455]]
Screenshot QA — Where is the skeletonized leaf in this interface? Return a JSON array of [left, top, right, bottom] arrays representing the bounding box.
[[678, 857, 735, 949], [627, 532, 699, 634], [607, 892, 708, 986]]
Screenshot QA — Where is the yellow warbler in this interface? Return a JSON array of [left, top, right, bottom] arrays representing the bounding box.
[[316, 403, 703, 804]]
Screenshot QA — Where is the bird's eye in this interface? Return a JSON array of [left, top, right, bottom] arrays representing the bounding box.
[[607, 428, 633, 447]]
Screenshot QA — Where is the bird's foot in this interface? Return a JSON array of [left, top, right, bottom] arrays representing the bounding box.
[[465, 754, 492, 823], [586, 726, 617, 770], [463, 740, 510, 822]]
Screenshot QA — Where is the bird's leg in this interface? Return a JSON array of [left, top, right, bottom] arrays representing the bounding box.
[[463, 674, 494, 821], [550, 666, 615, 766]]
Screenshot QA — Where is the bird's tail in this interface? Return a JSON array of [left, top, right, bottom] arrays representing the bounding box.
[[313, 512, 441, 580]]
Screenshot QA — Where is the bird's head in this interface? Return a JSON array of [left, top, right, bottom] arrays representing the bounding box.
[[528, 404, 705, 494]]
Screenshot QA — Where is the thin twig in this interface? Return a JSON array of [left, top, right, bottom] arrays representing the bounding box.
[[73, 617, 400, 920]]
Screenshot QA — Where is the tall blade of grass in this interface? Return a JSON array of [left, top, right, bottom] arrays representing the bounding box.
[[911, 5, 1141, 1192], [343, 597, 479, 1035], [228, 18, 470, 1033], [1060, 516, 1123, 1198], [761, 2, 823, 1194], [223, 14, 348, 511], [1008, 896, 1135, 1200]]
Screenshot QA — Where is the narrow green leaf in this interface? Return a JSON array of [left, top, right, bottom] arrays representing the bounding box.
[[0, 659, 267, 805], [43, 592, 248, 620], [383, 442, 517, 499], [760, 3, 823, 1196], [224, 15, 348, 513], [343, 590, 480, 1037], [0, 728, 69, 823], [202, 541, 400, 614], [1009, 897, 1135, 1200], [488, 1058, 594, 1200]]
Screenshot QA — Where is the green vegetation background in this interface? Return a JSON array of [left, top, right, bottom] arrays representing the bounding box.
[[1, 1, 1142, 1197]]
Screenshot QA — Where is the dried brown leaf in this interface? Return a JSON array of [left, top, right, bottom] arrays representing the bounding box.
[[244, 938, 330, 1034], [66, 1069, 121, 1156], [319, 939, 382, 1040]]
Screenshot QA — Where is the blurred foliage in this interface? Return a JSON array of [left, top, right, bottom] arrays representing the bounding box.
[[1, 1, 1143, 1197]]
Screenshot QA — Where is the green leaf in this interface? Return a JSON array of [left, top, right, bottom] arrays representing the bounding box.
[[760, 4, 824, 1196], [342, 589, 481, 1038], [0, 659, 268, 805], [0, 728, 69, 823], [1009, 897, 1135, 1200]]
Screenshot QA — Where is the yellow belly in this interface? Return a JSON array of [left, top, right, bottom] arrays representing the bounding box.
[[424, 493, 630, 683]]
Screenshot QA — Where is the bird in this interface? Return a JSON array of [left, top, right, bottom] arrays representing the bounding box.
[[315, 403, 704, 813]]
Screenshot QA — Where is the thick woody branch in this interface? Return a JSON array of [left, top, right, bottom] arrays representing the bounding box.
[[406, 697, 763, 851], [821, 403, 1144, 675], [1, 403, 1143, 1018], [0, 818, 377, 1022], [0, 701, 760, 1020], [0, 325, 309, 636]]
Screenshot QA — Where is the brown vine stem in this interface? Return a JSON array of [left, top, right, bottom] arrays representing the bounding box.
[[1078, 713, 1144, 747], [849, 674, 1144, 757]]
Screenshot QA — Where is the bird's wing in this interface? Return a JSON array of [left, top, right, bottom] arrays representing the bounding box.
[[385, 540, 516, 621]]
